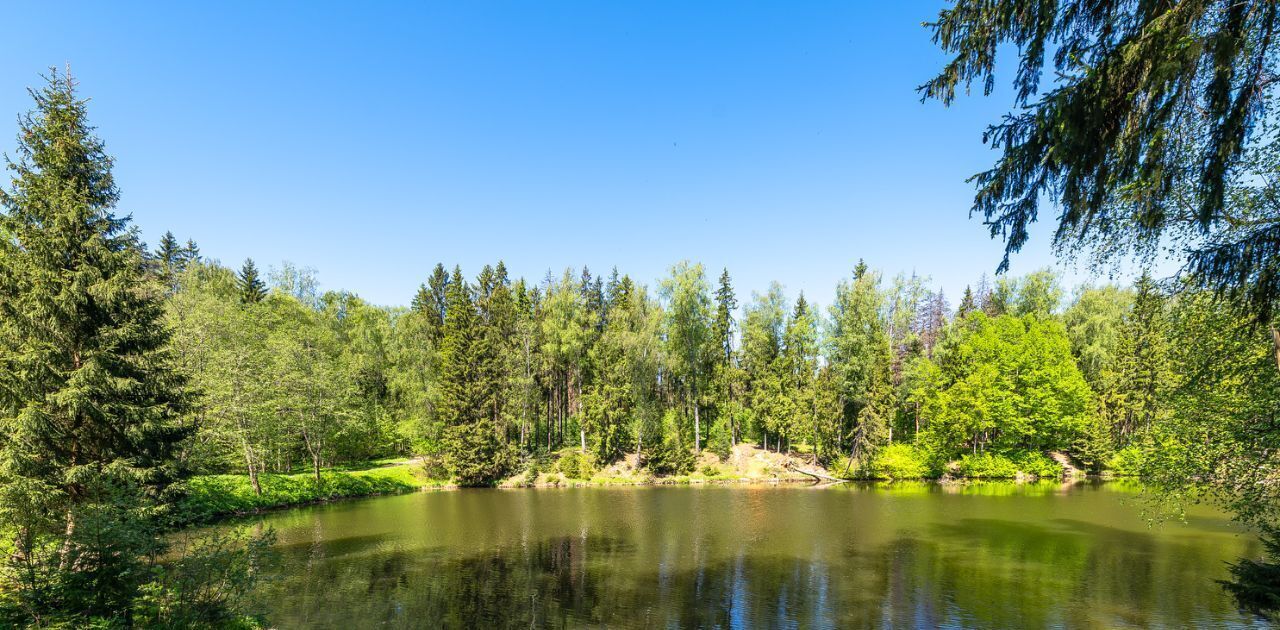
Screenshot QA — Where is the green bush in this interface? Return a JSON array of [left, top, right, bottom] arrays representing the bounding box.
[[643, 439, 695, 476], [1009, 452, 1064, 478], [956, 452, 1020, 478], [555, 450, 596, 480], [1107, 444, 1146, 476], [868, 444, 936, 479], [956, 451, 1063, 479]]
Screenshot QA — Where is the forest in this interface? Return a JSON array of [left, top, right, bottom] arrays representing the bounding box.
[[6, 0, 1280, 624], [164, 245, 1244, 492]]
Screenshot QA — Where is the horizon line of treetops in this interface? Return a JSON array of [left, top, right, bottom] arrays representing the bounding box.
[[152, 227, 1179, 487]]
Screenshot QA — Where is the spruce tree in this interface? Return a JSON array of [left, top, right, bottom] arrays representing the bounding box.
[[411, 283, 431, 313], [437, 267, 509, 485], [237, 258, 267, 304], [182, 238, 200, 265], [712, 269, 737, 364], [425, 263, 450, 342], [957, 286, 975, 318], [1114, 274, 1170, 443], [0, 72, 190, 620], [154, 230, 182, 286]]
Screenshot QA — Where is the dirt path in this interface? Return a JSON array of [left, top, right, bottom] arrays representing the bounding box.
[[1048, 451, 1082, 477]]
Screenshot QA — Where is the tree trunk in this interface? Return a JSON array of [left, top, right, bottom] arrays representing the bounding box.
[[58, 509, 76, 572], [1271, 326, 1280, 372], [243, 440, 262, 496], [692, 384, 701, 453]]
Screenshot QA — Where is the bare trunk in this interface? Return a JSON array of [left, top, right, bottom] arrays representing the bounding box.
[[1272, 326, 1280, 372], [57, 510, 76, 572], [242, 439, 262, 496], [692, 385, 701, 453]]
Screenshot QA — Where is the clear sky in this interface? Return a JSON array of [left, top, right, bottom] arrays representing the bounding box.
[[2, 2, 1119, 310]]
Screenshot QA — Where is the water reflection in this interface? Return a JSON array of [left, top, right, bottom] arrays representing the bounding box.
[[230, 485, 1267, 629]]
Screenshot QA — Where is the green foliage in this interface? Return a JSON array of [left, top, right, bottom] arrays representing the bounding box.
[[238, 258, 267, 304], [923, 0, 1280, 322], [826, 265, 895, 465], [643, 438, 695, 477], [867, 444, 936, 480], [1009, 452, 1065, 479], [555, 450, 596, 480], [1106, 445, 1147, 477], [1142, 293, 1280, 529], [0, 72, 267, 627], [954, 453, 1020, 479], [181, 464, 426, 521], [132, 527, 276, 628], [1222, 528, 1280, 620], [0, 72, 196, 624], [953, 451, 1064, 479], [920, 313, 1095, 458]]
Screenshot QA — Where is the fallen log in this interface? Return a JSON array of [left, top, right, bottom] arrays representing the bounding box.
[[786, 465, 847, 484]]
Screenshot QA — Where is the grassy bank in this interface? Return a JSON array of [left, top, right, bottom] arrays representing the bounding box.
[[183, 445, 1112, 523], [182, 462, 441, 522]]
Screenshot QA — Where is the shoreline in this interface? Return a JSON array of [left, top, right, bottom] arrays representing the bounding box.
[[184, 462, 1123, 525]]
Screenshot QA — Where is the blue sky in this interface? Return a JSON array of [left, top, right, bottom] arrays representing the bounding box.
[[2, 2, 1119, 309]]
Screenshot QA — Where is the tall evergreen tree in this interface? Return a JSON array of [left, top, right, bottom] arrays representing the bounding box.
[[182, 238, 201, 266], [237, 258, 267, 304], [0, 72, 191, 620], [709, 268, 741, 448], [957, 286, 976, 318], [154, 230, 183, 289], [1113, 274, 1170, 443], [424, 263, 450, 342], [437, 267, 509, 485]]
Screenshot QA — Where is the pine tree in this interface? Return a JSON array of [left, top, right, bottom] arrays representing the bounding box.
[[437, 267, 509, 485], [781, 293, 818, 452], [0, 71, 191, 619], [411, 283, 431, 312], [712, 269, 736, 364], [957, 286, 975, 318], [154, 230, 183, 288], [237, 258, 267, 304], [1113, 274, 1170, 443], [710, 269, 740, 448], [182, 238, 201, 265], [425, 263, 450, 342]]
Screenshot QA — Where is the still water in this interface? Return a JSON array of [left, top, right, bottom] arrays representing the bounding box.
[[230, 481, 1265, 628]]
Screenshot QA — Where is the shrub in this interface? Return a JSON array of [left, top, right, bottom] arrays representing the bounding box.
[[556, 451, 596, 480], [956, 452, 1020, 479], [700, 464, 719, 477], [868, 444, 936, 479], [956, 451, 1064, 479], [418, 454, 450, 481], [1009, 452, 1064, 478], [1107, 444, 1146, 476], [643, 439, 695, 476]]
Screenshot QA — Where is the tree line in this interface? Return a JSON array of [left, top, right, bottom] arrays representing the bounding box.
[[164, 237, 1241, 492]]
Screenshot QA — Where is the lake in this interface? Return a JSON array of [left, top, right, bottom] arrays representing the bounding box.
[[226, 481, 1266, 628]]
